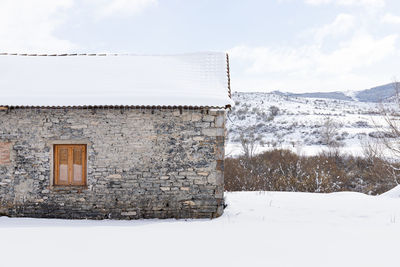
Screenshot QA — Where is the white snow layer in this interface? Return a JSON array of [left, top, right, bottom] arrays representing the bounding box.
[[1, 191, 400, 267], [380, 185, 400, 198], [0, 52, 233, 107]]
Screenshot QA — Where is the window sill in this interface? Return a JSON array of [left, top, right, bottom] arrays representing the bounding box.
[[50, 185, 88, 192]]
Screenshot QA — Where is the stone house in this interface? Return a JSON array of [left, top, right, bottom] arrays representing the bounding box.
[[0, 52, 233, 219]]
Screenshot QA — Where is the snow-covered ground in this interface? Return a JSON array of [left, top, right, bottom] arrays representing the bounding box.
[[2, 190, 400, 267], [227, 92, 396, 157]]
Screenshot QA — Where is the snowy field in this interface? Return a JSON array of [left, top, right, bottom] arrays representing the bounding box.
[[2, 190, 400, 267]]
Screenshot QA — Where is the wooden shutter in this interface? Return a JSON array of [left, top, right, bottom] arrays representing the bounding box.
[[54, 144, 86, 186]]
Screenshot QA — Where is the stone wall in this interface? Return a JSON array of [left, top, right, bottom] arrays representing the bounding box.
[[0, 108, 226, 219]]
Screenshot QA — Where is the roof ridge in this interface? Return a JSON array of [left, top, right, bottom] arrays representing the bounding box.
[[0, 53, 125, 57], [0, 52, 225, 57]]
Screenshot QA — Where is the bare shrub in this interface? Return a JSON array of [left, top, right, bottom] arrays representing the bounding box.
[[269, 105, 280, 117], [361, 138, 383, 162], [361, 138, 400, 187], [224, 149, 398, 194]]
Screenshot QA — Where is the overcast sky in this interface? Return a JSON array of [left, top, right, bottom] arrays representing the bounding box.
[[1, 0, 400, 92]]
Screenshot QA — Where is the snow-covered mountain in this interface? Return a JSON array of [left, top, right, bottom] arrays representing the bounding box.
[[272, 82, 398, 103], [226, 88, 397, 157]]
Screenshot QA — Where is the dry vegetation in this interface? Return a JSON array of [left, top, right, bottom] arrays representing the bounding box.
[[224, 149, 399, 195]]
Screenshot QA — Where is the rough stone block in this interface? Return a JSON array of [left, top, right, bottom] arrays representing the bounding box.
[[160, 187, 171, 191], [191, 113, 202, 122], [202, 128, 224, 137], [0, 142, 11, 165], [107, 174, 122, 179], [215, 115, 225, 128], [203, 115, 215, 122], [182, 113, 191, 121], [121, 211, 137, 216], [193, 136, 205, 141]]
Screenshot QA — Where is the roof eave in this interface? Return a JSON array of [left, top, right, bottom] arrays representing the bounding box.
[[0, 105, 230, 110]]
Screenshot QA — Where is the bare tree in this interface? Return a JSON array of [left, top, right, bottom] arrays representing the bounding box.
[[367, 81, 400, 187], [238, 126, 262, 159], [377, 81, 400, 157], [320, 116, 341, 148]]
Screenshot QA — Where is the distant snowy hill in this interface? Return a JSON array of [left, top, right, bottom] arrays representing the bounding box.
[[273, 82, 398, 103], [355, 83, 398, 102], [276, 91, 354, 101], [226, 89, 397, 157]]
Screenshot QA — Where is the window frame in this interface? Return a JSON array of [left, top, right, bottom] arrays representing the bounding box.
[[53, 144, 87, 186]]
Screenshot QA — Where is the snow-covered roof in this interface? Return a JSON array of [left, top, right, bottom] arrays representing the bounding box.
[[0, 52, 232, 108]]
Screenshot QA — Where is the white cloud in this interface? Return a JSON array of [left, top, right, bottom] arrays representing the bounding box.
[[86, 0, 158, 18], [231, 33, 397, 73], [317, 33, 397, 73], [0, 0, 159, 52], [305, 0, 385, 8], [382, 13, 400, 24], [311, 13, 356, 43], [229, 33, 398, 91], [229, 6, 400, 92], [0, 0, 76, 52]]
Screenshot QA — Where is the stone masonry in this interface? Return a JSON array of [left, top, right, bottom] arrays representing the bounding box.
[[0, 108, 226, 219]]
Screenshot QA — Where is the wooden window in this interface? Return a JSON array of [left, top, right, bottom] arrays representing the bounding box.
[[54, 144, 86, 186]]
